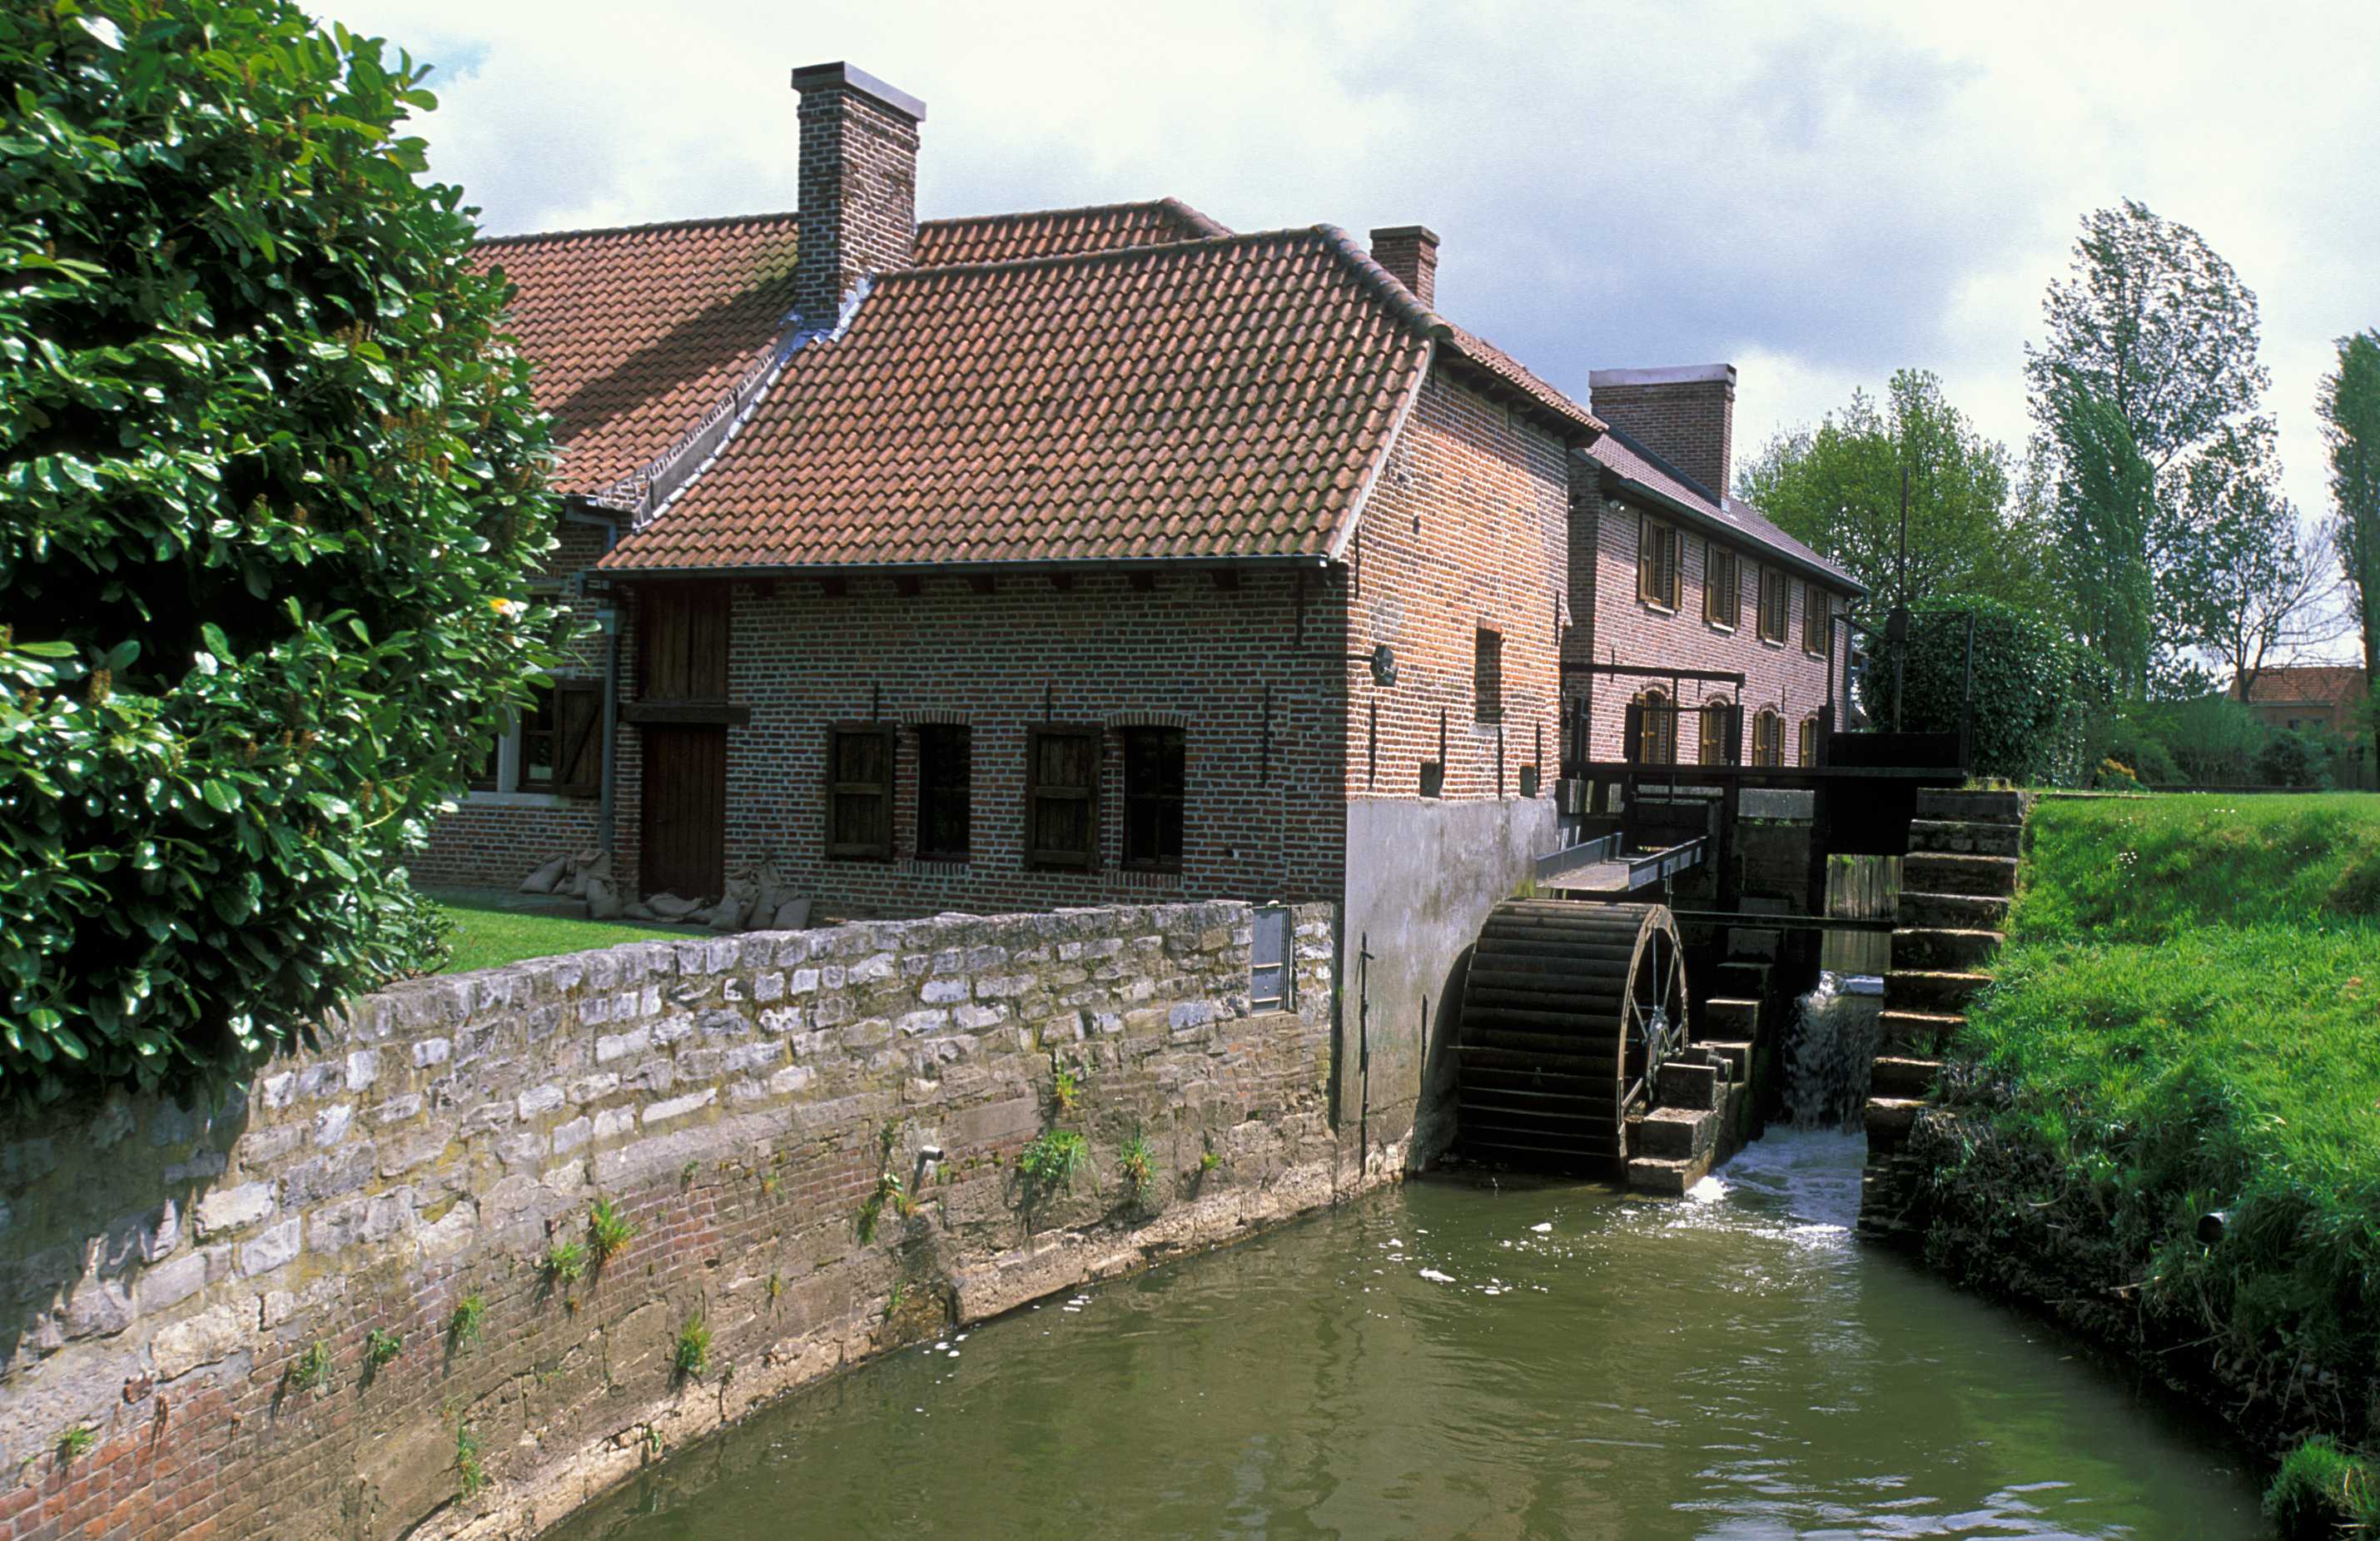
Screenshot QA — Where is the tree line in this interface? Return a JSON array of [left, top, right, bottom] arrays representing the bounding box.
[[1741, 199, 2380, 789]]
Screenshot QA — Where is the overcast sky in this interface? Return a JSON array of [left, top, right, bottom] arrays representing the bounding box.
[[325, 0, 2380, 639]]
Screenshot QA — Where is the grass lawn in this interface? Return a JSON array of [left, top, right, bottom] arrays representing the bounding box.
[[1945, 793, 2380, 1529], [434, 899, 693, 975]]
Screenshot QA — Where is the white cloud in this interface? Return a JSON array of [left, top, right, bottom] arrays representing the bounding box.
[[326, 0, 2380, 651]]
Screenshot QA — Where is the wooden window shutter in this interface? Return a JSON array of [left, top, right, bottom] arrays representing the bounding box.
[[1622, 698, 1644, 763], [555, 680, 604, 798], [1637, 513, 1657, 605], [1026, 725, 1100, 870]]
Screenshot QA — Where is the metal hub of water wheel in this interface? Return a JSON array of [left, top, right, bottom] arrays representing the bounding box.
[[1454, 899, 1691, 1172]]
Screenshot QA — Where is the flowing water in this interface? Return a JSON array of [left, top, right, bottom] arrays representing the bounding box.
[[1781, 972, 1886, 1132], [547, 1134, 2262, 1539]]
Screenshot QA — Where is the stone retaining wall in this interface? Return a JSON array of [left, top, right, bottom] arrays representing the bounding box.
[[0, 901, 1367, 1540]]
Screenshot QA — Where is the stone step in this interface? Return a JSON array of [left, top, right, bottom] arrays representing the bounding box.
[[1700, 997, 1760, 1037], [1885, 969, 1990, 1015], [1699, 1040, 1752, 1081], [1711, 961, 1771, 999], [1880, 1009, 1965, 1053], [1891, 927, 2004, 972], [1915, 788, 2027, 825], [1864, 1095, 1929, 1151], [1633, 1105, 1720, 1160], [1626, 1153, 1708, 1197], [1656, 1059, 1722, 1112], [1902, 852, 2020, 898], [1898, 891, 2010, 932], [1907, 818, 2023, 858], [1870, 1056, 1941, 1097]]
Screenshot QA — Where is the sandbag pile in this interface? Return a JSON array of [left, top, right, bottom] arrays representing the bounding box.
[[520, 852, 812, 932]]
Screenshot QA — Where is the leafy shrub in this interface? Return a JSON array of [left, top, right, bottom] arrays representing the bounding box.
[[2089, 758, 2141, 792], [1861, 594, 2108, 784], [0, 2, 560, 1106], [2255, 728, 2333, 789]]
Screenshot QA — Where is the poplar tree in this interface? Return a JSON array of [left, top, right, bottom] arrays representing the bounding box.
[[2320, 331, 2380, 767]]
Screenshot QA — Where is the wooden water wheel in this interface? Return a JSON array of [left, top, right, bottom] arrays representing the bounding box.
[[1454, 900, 1689, 1171]]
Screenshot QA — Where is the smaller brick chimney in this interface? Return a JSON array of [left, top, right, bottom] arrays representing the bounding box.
[[790, 62, 927, 326], [1369, 225, 1439, 309], [1587, 364, 1737, 502]]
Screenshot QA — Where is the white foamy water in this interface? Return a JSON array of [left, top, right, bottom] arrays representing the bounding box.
[[1781, 971, 1884, 1131]]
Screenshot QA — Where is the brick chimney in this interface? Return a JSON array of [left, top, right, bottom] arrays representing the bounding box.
[[1587, 365, 1737, 502], [1369, 226, 1438, 309], [789, 62, 927, 326]]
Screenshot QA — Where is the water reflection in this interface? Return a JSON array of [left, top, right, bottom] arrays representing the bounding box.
[[548, 1131, 2261, 1540]]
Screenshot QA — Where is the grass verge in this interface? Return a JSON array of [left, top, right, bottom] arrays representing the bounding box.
[[434, 900, 689, 974], [1927, 793, 2380, 1533]]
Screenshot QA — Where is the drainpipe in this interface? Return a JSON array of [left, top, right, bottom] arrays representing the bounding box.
[[564, 501, 626, 857]]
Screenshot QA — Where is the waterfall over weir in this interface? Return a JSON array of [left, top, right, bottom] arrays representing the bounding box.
[[1780, 972, 1883, 1130]]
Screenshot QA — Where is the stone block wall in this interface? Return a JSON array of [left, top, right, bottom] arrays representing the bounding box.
[[0, 901, 1354, 1540]]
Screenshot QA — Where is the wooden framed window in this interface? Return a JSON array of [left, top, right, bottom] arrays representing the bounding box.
[[1120, 727, 1185, 872], [914, 723, 971, 861], [1637, 514, 1680, 610], [1802, 583, 1829, 654], [1698, 697, 1734, 767], [1704, 544, 1740, 629], [1026, 725, 1100, 870], [519, 679, 603, 797], [1797, 715, 1818, 767], [1473, 629, 1503, 724], [1628, 688, 1677, 765], [826, 724, 894, 860], [1751, 709, 1783, 768], [1756, 568, 1789, 644]]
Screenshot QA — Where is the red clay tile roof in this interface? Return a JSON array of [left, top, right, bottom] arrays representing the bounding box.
[[599, 228, 1439, 570], [2231, 665, 2369, 706], [476, 213, 802, 496], [912, 198, 1230, 266], [1587, 426, 1862, 593]]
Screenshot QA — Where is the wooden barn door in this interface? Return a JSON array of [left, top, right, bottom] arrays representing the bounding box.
[[639, 728, 726, 901]]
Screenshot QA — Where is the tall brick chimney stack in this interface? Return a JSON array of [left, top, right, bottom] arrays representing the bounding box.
[[1587, 365, 1737, 502], [1369, 226, 1439, 310], [789, 62, 927, 326]]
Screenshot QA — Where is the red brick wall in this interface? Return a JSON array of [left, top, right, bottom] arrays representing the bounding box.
[[1573, 486, 1849, 763], [792, 73, 921, 323], [606, 568, 1350, 918]]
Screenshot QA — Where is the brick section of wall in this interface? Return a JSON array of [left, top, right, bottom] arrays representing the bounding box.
[[0, 902, 1355, 1541], [1347, 370, 1572, 804], [792, 75, 921, 325], [1367, 226, 1438, 309], [1573, 486, 1845, 763], [1588, 375, 1734, 500], [606, 568, 1349, 918]]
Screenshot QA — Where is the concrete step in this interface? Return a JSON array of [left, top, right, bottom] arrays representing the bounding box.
[[1700, 997, 1760, 1037], [1902, 852, 2020, 898], [1891, 927, 2004, 972], [1899, 891, 2010, 932], [1626, 1153, 1710, 1196], [1870, 1056, 1942, 1097], [1656, 1060, 1722, 1112], [1699, 1040, 1753, 1081], [1633, 1105, 1720, 1161], [1864, 1095, 1929, 1151], [1907, 818, 2023, 858], [1880, 1009, 1965, 1053], [1885, 969, 1991, 1015], [1915, 788, 2027, 825]]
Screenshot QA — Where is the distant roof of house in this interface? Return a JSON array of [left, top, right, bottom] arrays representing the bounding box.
[[1584, 426, 1864, 594], [911, 198, 1231, 266], [2231, 664, 2369, 705]]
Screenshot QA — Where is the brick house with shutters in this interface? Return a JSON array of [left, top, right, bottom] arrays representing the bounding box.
[[410, 60, 1859, 1155]]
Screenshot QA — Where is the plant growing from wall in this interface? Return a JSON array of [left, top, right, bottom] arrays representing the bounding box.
[[541, 1237, 587, 1285], [448, 1294, 487, 1353], [1016, 1131, 1092, 1200], [0, 0, 564, 1108], [1118, 1128, 1159, 1211], [286, 1340, 333, 1394], [365, 1329, 404, 1371], [673, 1315, 711, 1382], [56, 1426, 93, 1463], [455, 1420, 486, 1501], [1051, 1059, 1085, 1116], [588, 1197, 634, 1266]]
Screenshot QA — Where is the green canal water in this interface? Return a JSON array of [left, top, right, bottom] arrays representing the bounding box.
[[548, 1129, 2263, 1539]]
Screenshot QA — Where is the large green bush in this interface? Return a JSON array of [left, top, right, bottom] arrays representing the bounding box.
[[0, 1, 559, 1105], [1860, 594, 2107, 784]]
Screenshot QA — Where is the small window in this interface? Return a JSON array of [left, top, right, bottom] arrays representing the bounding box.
[[915, 723, 971, 861], [1802, 584, 1829, 654], [1757, 569, 1789, 644], [1120, 727, 1185, 872], [1631, 689, 1677, 765], [1637, 514, 1680, 610], [1419, 760, 1445, 798], [1473, 629, 1503, 724], [1797, 715, 1818, 767], [1704, 544, 1740, 629], [1699, 697, 1733, 766], [827, 724, 894, 860], [1751, 709, 1783, 767], [519, 679, 603, 797], [1026, 725, 1100, 869], [1250, 904, 1291, 1012]]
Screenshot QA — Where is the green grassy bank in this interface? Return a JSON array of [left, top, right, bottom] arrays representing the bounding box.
[[1922, 794, 2380, 1534], [433, 900, 691, 974]]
